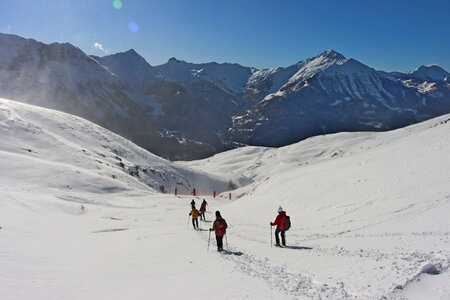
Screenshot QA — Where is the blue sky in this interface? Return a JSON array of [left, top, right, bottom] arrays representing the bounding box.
[[1, 0, 449, 71]]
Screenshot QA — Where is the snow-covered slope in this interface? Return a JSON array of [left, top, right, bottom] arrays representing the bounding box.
[[0, 98, 229, 194], [182, 113, 450, 299], [1, 100, 449, 299]]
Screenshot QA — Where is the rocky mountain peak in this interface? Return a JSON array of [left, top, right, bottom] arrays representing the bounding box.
[[319, 49, 346, 60]]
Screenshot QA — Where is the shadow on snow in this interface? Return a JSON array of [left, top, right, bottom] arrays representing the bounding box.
[[284, 245, 313, 250], [220, 250, 244, 256]]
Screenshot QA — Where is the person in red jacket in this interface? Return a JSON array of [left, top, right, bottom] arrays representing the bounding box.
[[199, 199, 207, 221], [270, 206, 287, 246], [210, 211, 228, 252]]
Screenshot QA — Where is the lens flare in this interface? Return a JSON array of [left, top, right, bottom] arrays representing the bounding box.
[[112, 0, 122, 10], [128, 21, 139, 33]]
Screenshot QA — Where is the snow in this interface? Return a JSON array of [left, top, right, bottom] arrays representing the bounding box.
[[0, 33, 132, 119], [182, 115, 450, 299], [2, 97, 450, 299], [287, 50, 348, 84], [247, 64, 300, 94], [254, 50, 399, 106], [403, 80, 439, 95]]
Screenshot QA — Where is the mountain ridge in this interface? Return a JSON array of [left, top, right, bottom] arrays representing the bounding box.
[[1, 33, 449, 160]]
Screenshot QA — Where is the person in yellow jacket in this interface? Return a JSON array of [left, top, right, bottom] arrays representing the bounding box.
[[189, 206, 200, 229]]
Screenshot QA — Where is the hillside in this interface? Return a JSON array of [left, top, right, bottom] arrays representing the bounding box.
[[0, 98, 230, 195], [1, 98, 450, 299], [182, 113, 450, 299]]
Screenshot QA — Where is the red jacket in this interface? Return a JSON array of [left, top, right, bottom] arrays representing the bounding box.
[[272, 211, 287, 230]]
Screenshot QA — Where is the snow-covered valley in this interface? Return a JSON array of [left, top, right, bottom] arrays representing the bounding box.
[[1, 98, 449, 299]]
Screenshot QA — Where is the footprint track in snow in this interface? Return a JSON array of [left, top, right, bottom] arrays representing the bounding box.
[[196, 231, 355, 299], [221, 245, 356, 299]]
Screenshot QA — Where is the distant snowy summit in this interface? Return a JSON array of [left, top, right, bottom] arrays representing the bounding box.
[[1, 33, 449, 159], [232, 50, 450, 146], [406, 64, 450, 82]]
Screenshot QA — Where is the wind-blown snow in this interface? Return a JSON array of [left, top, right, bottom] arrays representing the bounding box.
[[1, 97, 450, 299], [0, 98, 229, 195]]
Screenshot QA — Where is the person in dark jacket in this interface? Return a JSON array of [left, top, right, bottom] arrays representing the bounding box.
[[270, 206, 287, 246], [190, 199, 196, 209], [210, 211, 228, 252], [199, 199, 208, 221]]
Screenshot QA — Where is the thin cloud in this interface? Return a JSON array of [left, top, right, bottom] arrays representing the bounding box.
[[93, 42, 108, 53]]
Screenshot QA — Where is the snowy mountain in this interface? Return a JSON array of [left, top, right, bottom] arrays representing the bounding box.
[[0, 98, 230, 194], [231, 50, 450, 146], [405, 65, 450, 82], [1, 33, 449, 159], [154, 57, 254, 95], [0, 33, 132, 123], [153, 57, 256, 129], [2, 96, 449, 299], [96, 49, 162, 92], [0, 33, 233, 160]]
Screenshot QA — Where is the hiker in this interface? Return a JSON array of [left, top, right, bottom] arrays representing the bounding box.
[[210, 211, 228, 252], [270, 206, 288, 247], [199, 199, 208, 221], [189, 206, 199, 229], [190, 199, 196, 209]]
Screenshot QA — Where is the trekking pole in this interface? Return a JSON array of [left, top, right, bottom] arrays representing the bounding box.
[[270, 224, 272, 248], [207, 230, 211, 251], [225, 233, 228, 250], [187, 215, 190, 229]]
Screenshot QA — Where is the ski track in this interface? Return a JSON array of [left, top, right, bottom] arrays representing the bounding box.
[[205, 228, 450, 299], [222, 247, 356, 300], [195, 229, 356, 299], [92, 228, 129, 233], [56, 195, 143, 209]]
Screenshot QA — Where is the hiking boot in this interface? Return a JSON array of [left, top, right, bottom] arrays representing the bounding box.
[[275, 243, 281, 247]]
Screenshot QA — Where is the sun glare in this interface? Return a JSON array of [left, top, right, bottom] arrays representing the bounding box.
[[112, 0, 122, 10]]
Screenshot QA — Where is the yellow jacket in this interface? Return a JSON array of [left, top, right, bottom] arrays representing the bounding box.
[[189, 208, 199, 219]]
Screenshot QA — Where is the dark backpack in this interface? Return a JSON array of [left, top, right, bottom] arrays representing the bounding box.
[[284, 215, 291, 231], [215, 219, 227, 236]]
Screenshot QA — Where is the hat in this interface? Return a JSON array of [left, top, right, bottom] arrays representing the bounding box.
[[215, 210, 221, 217], [278, 206, 283, 212]]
